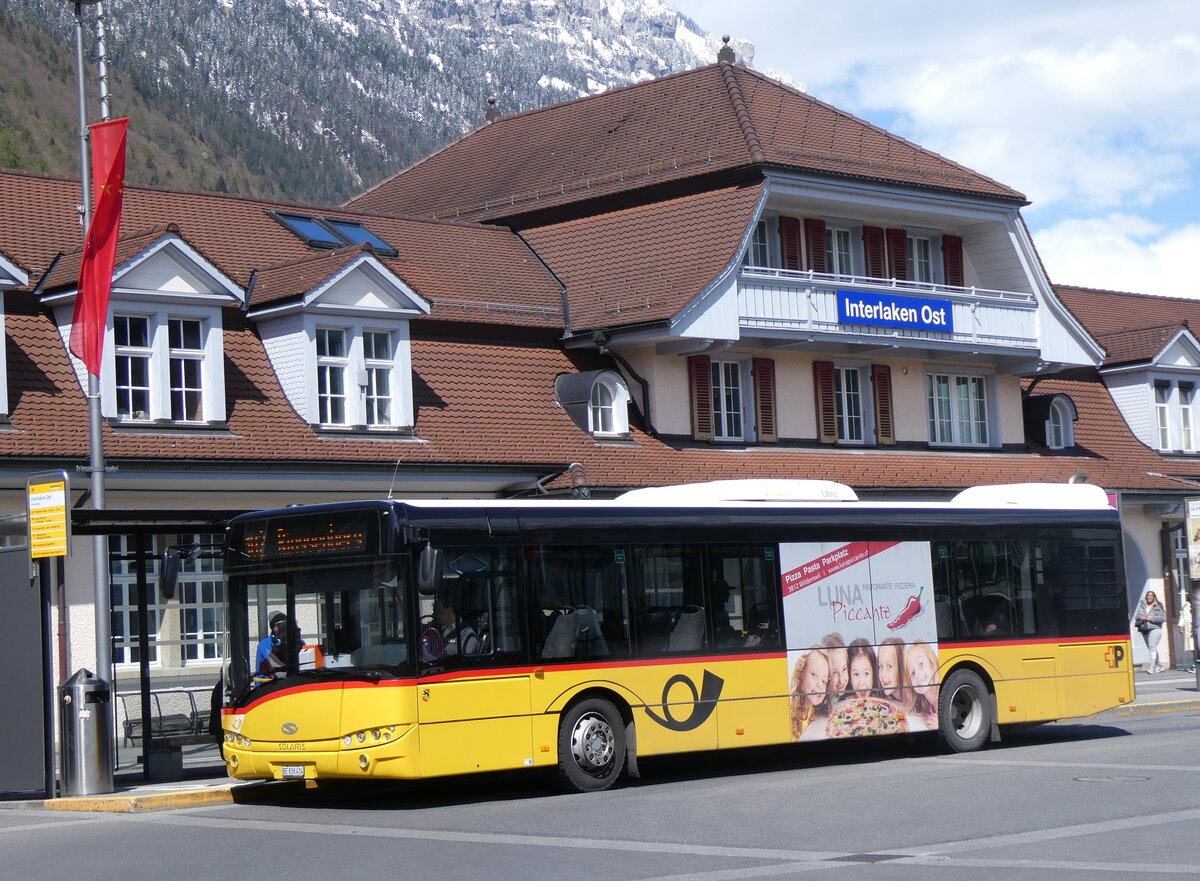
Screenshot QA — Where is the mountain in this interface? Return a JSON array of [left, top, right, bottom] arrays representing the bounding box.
[[1, 0, 751, 206]]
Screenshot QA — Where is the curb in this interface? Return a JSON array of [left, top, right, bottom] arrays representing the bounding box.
[[43, 785, 236, 813], [39, 779, 297, 814], [1116, 698, 1200, 717]]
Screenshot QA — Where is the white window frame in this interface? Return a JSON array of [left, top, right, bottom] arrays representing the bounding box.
[[588, 371, 631, 437], [1152, 379, 1198, 452], [177, 531, 224, 665], [1046, 397, 1076, 450], [168, 317, 205, 422], [825, 226, 855, 277], [926, 370, 990, 447], [305, 319, 410, 430], [316, 327, 349, 426], [834, 364, 867, 444], [711, 359, 745, 442], [362, 329, 394, 428], [100, 305, 225, 424], [113, 313, 153, 422], [110, 534, 164, 667]]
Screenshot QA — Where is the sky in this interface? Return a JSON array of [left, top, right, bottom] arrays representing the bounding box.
[[673, 0, 1200, 297]]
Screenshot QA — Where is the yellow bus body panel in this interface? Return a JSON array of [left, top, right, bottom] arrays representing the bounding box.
[[223, 637, 1132, 783]]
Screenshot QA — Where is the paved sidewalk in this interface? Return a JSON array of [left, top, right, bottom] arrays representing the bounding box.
[[7, 668, 1198, 814]]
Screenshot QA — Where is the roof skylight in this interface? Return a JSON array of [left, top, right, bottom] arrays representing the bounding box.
[[270, 211, 397, 256]]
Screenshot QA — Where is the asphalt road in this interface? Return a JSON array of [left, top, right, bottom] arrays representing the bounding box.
[[4, 706, 1200, 881]]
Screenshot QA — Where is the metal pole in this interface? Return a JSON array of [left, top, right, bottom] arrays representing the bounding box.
[[96, 2, 110, 122], [72, 1, 114, 789]]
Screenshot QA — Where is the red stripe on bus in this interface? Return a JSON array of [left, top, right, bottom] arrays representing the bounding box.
[[940, 634, 1129, 650]]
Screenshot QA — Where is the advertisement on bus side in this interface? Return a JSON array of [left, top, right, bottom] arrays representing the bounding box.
[[780, 540, 939, 741]]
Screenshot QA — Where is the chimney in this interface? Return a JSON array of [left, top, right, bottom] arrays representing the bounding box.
[[717, 35, 735, 64], [485, 94, 501, 123]]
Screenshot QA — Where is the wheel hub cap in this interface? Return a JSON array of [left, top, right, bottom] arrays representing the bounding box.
[[571, 712, 615, 773]]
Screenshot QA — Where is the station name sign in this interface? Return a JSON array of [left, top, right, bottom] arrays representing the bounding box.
[[837, 290, 954, 333]]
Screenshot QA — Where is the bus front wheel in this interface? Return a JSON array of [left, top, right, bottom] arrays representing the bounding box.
[[557, 698, 626, 793], [938, 669, 991, 753]]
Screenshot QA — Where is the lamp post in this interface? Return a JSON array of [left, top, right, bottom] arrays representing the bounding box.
[[69, 0, 114, 794]]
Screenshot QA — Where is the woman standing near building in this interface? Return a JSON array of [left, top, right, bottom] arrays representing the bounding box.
[[1135, 590, 1167, 674]]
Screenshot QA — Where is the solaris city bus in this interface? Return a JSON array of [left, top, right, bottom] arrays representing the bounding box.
[[218, 479, 1133, 792]]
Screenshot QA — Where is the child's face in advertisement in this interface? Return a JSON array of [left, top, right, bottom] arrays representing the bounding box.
[[800, 651, 830, 705], [878, 645, 900, 695], [850, 653, 873, 697], [906, 647, 935, 696], [828, 648, 848, 693]]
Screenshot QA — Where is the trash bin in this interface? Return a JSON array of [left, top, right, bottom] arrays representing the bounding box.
[[59, 669, 114, 796]]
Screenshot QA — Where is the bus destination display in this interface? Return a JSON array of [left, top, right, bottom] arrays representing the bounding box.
[[237, 512, 373, 560]]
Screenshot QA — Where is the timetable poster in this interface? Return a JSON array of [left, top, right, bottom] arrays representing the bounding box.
[[779, 540, 939, 742]]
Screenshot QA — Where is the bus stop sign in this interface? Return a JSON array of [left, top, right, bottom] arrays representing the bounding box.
[[26, 471, 70, 560]]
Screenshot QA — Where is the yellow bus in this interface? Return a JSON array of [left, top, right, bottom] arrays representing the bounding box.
[[218, 479, 1133, 792]]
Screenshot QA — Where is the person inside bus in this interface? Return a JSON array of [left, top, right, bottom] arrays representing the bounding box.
[[819, 633, 850, 703], [434, 595, 481, 657], [877, 637, 906, 705], [709, 573, 738, 647], [790, 648, 831, 740], [255, 612, 304, 676], [847, 638, 879, 700]]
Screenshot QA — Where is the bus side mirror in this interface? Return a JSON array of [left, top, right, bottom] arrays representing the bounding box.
[[417, 545, 444, 595], [160, 550, 181, 600]]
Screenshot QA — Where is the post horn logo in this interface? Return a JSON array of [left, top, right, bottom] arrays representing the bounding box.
[[644, 670, 725, 731]]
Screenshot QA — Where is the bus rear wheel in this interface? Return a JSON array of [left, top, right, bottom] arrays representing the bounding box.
[[558, 698, 625, 792], [938, 669, 991, 753]]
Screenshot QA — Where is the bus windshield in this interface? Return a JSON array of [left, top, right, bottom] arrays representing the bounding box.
[[224, 555, 410, 701]]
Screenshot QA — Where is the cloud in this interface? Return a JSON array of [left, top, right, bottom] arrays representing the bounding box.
[[676, 0, 1200, 215], [1034, 214, 1200, 296]]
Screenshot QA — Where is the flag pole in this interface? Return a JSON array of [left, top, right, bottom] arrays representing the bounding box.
[[71, 0, 113, 708]]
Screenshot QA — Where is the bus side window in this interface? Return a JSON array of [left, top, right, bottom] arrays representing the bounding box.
[[708, 545, 779, 651], [527, 546, 631, 661]]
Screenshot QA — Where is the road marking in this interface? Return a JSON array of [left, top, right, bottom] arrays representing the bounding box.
[[134, 808, 1200, 878], [914, 755, 1200, 772], [893, 806, 1200, 856]]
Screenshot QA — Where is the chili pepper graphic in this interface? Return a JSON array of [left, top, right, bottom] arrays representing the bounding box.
[[887, 586, 924, 630]]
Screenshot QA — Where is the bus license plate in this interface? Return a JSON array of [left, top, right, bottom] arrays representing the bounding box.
[[280, 765, 305, 779]]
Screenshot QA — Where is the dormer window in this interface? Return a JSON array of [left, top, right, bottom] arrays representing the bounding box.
[[1046, 396, 1077, 450], [588, 372, 630, 436], [114, 315, 152, 421], [169, 318, 204, 421], [41, 230, 241, 428], [249, 248, 429, 432], [316, 328, 348, 425], [1154, 379, 1197, 452]]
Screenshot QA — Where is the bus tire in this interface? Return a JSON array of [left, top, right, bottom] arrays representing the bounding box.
[[557, 698, 625, 792], [938, 668, 991, 753]]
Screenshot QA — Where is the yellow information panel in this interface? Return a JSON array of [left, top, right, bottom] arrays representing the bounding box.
[[27, 472, 69, 559]]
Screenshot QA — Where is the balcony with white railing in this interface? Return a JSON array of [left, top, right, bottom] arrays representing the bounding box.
[[737, 266, 1039, 352]]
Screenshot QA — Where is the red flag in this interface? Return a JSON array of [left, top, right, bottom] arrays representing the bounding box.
[[70, 117, 129, 377]]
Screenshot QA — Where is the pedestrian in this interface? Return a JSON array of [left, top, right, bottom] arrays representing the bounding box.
[[1178, 599, 1195, 674], [1135, 590, 1167, 674]]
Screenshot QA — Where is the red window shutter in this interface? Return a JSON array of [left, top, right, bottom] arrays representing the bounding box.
[[863, 226, 886, 278], [803, 218, 827, 274], [688, 354, 713, 442], [885, 228, 908, 280], [943, 234, 964, 287], [778, 216, 802, 271], [872, 364, 895, 446], [753, 357, 778, 443], [813, 360, 837, 445]]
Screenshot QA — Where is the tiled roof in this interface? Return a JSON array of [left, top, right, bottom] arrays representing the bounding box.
[[0, 295, 1185, 494], [248, 244, 374, 308], [1055, 285, 1200, 366], [40, 225, 181, 292], [0, 170, 562, 328], [347, 63, 1024, 223], [520, 182, 764, 331]]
